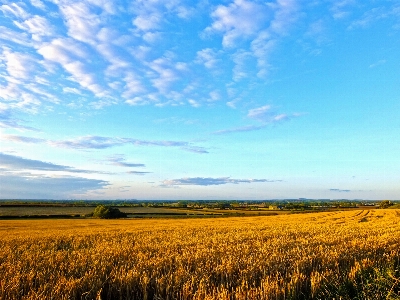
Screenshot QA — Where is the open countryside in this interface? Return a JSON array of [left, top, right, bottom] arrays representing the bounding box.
[[1, 0, 400, 299], [1, 208, 399, 299], [0, 199, 389, 219]]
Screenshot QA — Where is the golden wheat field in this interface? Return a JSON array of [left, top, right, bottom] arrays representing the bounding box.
[[0, 210, 399, 300]]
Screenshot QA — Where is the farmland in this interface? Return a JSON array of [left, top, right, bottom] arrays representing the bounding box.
[[1, 209, 399, 299], [0, 199, 384, 219], [0, 203, 288, 219]]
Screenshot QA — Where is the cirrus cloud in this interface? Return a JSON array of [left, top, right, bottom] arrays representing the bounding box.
[[161, 176, 281, 186], [247, 105, 290, 123], [214, 105, 304, 135], [330, 188, 351, 193], [4, 133, 209, 154]]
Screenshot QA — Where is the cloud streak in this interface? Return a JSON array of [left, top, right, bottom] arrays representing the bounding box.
[[0, 109, 39, 131], [0, 152, 110, 198], [4, 134, 208, 154], [0, 172, 109, 199], [107, 156, 145, 168], [214, 105, 303, 135], [0, 152, 106, 174], [161, 177, 281, 186], [247, 105, 290, 123], [127, 171, 152, 175], [51, 135, 209, 153], [330, 188, 351, 193], [213, 124, 267, 135]]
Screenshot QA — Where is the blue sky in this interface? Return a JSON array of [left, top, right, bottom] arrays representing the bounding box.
[[1, 0, 399, 200]]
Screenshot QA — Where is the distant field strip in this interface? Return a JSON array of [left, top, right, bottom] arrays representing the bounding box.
[[0, 206, 215, 218], [0, 210, 399, 299]]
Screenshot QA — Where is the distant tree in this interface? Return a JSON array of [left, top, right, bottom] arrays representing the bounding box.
[[379, 200, 394, 209], [177, 201, 188, 208], [92, 205, 127, 219], [216, 202, 231, 209]]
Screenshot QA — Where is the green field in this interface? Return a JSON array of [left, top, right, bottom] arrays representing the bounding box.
[[0, 205, 287, 218]]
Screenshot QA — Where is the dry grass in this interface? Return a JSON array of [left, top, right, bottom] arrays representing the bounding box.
[[0, 210, 399, 299]]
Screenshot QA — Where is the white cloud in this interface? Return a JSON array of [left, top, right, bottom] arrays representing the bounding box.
[[130, 0, 194, 45], [46, 135, 209, 153], [63, 87, 83, 95], [14, 93, 41, 112], [0, 3, 30, 19], [268, 0, 298, 36], [330, 188, 351, 193], [29, 0, 46, 10], [247, 105, 287, 122], [127, 170, 152, 175], [1, 49, 35, 79], [106, 155, 145, 168], [58, 1, 101, 45], [13, 15, 54, 41], [147, 57, 178, 94], [0, 152, 107, 174], [86, 0, 118, 15], [122, 72, 145, 98], [125, 97, 146, 106], [89, 99, 117, 110], [38, 39, 106, 97], [63, 61, 103, 95], [205, 0, 270, 48], [213, 105, 303, 134], [250, 31, 276, 78], [209, 90, 220, 102], [96, 27, 118, 43], [0, 172, 108, 199], [330, 0, 355, 20], [0, 26, 32, 47], [195, 48, 219, 69], [175, 62, 188, 71], [98, 44, 131, 77], [232, 50, 253, 81], [0, 80, 45, 114], [202, 0, 299, 82], [24, 83, 59, 104], [0, 44, 62, 115], [213, 124, 267, 135], [33, 76, 49, 85], [129, 45, 151, 61], [10, 135, 114, 149], [369, 59, 386, 68], [0, 152, 62, 170], [247, 105, 271, 119], [188, 99, 201, 108], [162, 176, 281, 186], [175, 5, 195, 19], [38, 38, 89, 65], [250, 0, 298, 78], [133, 14, 162, 31], [0, 0, 307, 114], [142, 31, 162, 43]]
